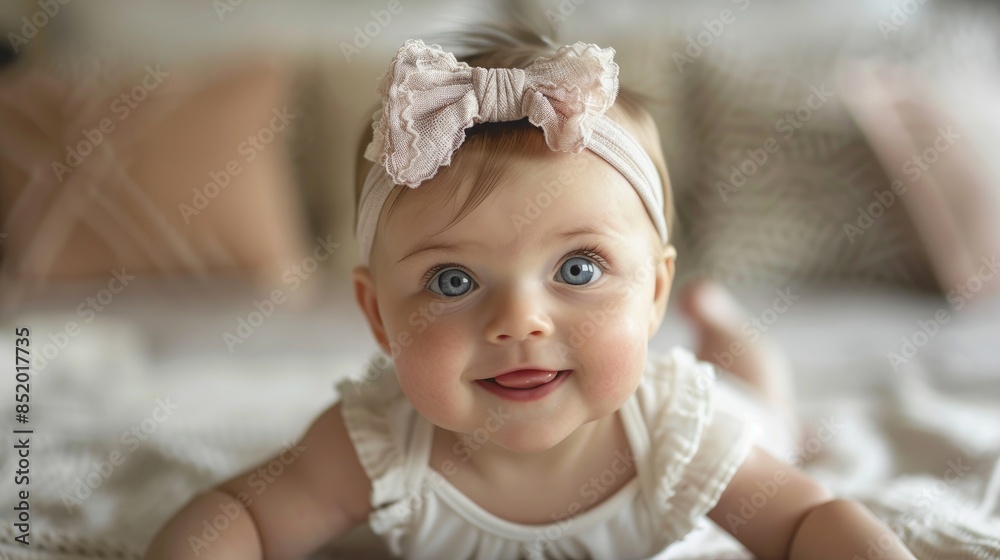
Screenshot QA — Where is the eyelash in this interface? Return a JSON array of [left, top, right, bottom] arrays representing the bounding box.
[[419, 244, 612, 289]]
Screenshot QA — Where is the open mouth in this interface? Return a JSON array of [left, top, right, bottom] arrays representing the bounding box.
[[475, 370, 573, 402]]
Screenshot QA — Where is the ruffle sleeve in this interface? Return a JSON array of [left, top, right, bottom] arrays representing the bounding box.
[[638, 347, 760, 546], [334, 353, 422, 555]]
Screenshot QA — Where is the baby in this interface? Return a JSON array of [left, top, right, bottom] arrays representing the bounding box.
[[145, 25, 917, 560]]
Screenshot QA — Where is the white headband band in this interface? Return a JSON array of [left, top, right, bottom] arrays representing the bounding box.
[[356, 39, 668, 266]]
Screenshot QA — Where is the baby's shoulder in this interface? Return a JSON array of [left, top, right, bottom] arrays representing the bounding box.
[[623, 347, 758, 546], [634, 347, 752, 485], [332, 355, 425, 503], [631, 348, 729, 473]]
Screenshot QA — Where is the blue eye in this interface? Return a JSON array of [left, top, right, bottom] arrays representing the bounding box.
[[557, 256, 602, 286], [429, 268, 475, 297]]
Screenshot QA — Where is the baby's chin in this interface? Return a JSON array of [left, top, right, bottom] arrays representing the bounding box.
[[473, 407, 617, 456]]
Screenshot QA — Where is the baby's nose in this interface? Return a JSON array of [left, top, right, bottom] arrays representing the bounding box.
[[484, 288, 554, 343]]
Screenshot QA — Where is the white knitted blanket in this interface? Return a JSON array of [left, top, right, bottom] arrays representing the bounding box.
[[0, 286, 998, 560]]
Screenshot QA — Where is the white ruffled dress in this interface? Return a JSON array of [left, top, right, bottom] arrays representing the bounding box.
[[335, 346, 793, 560]]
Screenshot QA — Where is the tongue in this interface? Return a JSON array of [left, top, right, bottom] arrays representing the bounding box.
[[493, 370, 559, 390]]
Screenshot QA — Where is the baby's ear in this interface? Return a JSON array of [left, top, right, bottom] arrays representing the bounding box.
[[648, 245, 677, 338], [352, 265, 391, 355]]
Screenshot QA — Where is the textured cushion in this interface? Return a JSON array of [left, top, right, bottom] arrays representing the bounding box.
[[662, 10, 940, 294]]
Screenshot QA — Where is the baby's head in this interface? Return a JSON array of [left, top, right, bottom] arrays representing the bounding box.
[[352, 25, 677, 454]]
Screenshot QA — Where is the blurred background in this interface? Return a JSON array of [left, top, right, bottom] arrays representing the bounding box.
[[0, 0, 999, 558]]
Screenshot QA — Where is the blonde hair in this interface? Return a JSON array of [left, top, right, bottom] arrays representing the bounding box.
[[353, 21, 675, 257]]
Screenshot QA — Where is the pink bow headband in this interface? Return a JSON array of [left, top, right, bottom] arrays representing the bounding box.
[[356, 39, 668, 265]]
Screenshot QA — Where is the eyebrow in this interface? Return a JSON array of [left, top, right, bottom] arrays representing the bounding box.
[[393, 224, 621, 268]]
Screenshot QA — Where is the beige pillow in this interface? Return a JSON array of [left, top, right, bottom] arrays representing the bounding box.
[[0, 51, 309, 297]]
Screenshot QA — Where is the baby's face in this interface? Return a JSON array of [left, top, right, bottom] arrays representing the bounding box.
[[355, 140, 674, 454]]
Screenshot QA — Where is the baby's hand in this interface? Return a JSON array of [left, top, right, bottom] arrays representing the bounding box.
[[708, 447, 916, 560]]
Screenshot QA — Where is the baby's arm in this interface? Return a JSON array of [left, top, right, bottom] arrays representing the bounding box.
[[708, 446, 916, 560], [144, 403, 372, 560]]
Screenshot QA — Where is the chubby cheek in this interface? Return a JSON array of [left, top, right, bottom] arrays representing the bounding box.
[[389, 316, 476, 427], [576, 305, 648, 409]]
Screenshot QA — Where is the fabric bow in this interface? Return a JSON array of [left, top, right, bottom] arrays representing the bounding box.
[[364, 39, 620, 187]]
